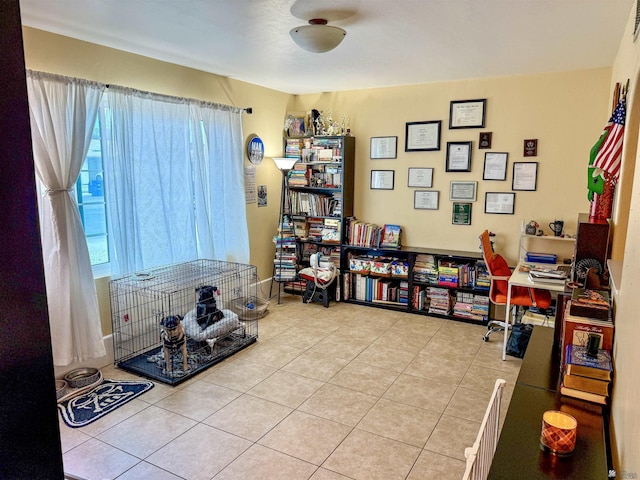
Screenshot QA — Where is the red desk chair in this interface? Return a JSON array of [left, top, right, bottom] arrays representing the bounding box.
[[479, 230, 552, 342]]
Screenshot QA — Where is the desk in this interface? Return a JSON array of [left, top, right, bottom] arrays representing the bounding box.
[[489, 327, 609, 479], [502, 262, 567, 361]]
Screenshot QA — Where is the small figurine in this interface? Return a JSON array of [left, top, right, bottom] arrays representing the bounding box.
[[160, 315, 188, 373]]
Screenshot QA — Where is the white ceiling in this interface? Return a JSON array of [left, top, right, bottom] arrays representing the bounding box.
[[19, 0, 634, 95]]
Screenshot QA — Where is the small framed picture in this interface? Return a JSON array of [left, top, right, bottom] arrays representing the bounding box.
[[479, 132, 492, 149], [449, 181, 477, 201], [524, 139, 538, 157], [449, 99, 487, 129], [483, 152, 508, 181], [288, 116, 306, 136], [408, 167, 433, 188], [485, 192, 516, 215], [405, 120, 441, 152], [370, 170, 395, 190], [446, 142, 472, 172], [414, 190, 439, 210], [370, 136, 398, 159], [452, 202, 472, 225], [380, 224, 402, 248], [512, 162, 538, 191]]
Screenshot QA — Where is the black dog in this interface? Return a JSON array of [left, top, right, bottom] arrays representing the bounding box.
[[196, 285, 224, 330]]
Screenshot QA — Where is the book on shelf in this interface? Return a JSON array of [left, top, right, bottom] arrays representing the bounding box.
[[569, 288, 611, 320], [561, 301, 614, 367], [563, 372, 610, 396], [527, 272, 567, 285], [559, 382, 607, 405], [564, 344, 613, 381], [380, 224, 402, 248], [527, 266, 568, 284]]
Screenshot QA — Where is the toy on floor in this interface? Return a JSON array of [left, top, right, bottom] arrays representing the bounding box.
[[196, 285, 224, 329], [160, 315, 188, 372]]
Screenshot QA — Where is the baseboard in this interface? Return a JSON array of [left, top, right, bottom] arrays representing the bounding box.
[[54, 334, 114, 378]]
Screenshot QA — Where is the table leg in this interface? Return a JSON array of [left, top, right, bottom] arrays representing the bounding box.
[[503, 283, 513, 361]]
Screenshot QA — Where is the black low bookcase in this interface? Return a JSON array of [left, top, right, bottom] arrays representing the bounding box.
[[342, 244, 490, 325]]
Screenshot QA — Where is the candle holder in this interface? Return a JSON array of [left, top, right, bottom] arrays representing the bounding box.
[[540, 410, 578, 456]]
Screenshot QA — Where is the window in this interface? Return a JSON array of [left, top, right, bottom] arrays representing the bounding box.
[[76, 113, 109, 268]]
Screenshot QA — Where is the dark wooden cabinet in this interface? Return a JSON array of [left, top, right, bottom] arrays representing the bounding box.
[[573, 213, 611, 280]]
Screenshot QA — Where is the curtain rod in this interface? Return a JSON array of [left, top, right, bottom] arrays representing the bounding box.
[[26, 71, 252, 114]]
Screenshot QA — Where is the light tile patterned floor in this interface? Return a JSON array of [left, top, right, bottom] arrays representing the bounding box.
[[60, 296, 522, 480]]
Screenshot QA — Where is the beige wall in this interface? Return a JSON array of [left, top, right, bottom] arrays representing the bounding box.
[[605, 4, 640, 476], [294, 70, 611, 263]]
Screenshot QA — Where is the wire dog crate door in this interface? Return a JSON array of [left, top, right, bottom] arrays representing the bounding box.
[[110, 260, 259, 385]]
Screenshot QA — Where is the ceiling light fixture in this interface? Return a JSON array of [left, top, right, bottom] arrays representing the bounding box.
[[289, 18, 346, 53]]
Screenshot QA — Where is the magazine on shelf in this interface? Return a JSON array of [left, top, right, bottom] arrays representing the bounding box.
[[380, 224, 402, 248]]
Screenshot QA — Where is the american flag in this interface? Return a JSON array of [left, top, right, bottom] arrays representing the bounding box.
[[593, 97, 626, 180]]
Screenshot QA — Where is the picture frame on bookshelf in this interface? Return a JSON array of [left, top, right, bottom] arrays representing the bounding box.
[[408, 167, 433, 187], [286, 113, 306, 137], [370, 136, 397, 159], [380, 224, 402, 248], [449, 181, 477, 201], [414, 190, 439, 210], [370, 170, 395, 190], [452, 202, 472, 225], [512, 161, 538, 191], [446, 141, 472, 172], [484, 192, 515, 215], [483, 152, 508, 180], [405, 120, 441, 152], [449, 99, 486, 129]]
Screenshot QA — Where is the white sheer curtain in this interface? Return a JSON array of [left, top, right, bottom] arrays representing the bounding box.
[[26, 70, 107, 366], [191, 103, 249, 263], [104, 87, 248, 275], [103, 87, 196, 274]]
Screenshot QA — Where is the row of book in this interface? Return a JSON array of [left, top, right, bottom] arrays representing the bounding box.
[[559, 289, 614, 405], [343, 273, 408, 304], [288, 164, 343, 188], [293, 217, 342, 244], [286, 137, 343, 162], [273, 216, 297, 281], [289, 191, 341, 217], [412, 254, 490, 290], [410, 286, 487, 320]]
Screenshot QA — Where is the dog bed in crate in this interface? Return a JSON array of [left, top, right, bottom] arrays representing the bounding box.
[[182, 308, 240, 342]]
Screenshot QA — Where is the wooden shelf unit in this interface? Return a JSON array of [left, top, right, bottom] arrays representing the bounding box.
[[342, 245, 491, 325]]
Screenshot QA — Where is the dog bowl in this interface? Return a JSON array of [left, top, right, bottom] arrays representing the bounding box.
[[228, 296, 269, 321], [55, 379, 68, 400], [64, 367, 101, 388]]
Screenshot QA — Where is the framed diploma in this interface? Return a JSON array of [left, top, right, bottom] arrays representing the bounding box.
[[484, 192, 515, 215], [414, 190, 439, 210], [370, 170, 395, 190], [449, 99, 486, 129], [408, 167, 434, 188], [452, 202, 472, 225], [512, 162, 538, 191], [446, 142, 472, 172], [370, 136, 397, 159], [405, 120, 441, 152], [483, 152, 508, 181], [449, 181, 477, 201]]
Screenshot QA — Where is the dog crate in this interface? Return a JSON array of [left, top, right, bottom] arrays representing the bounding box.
[[110, 260, 259, 385]]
